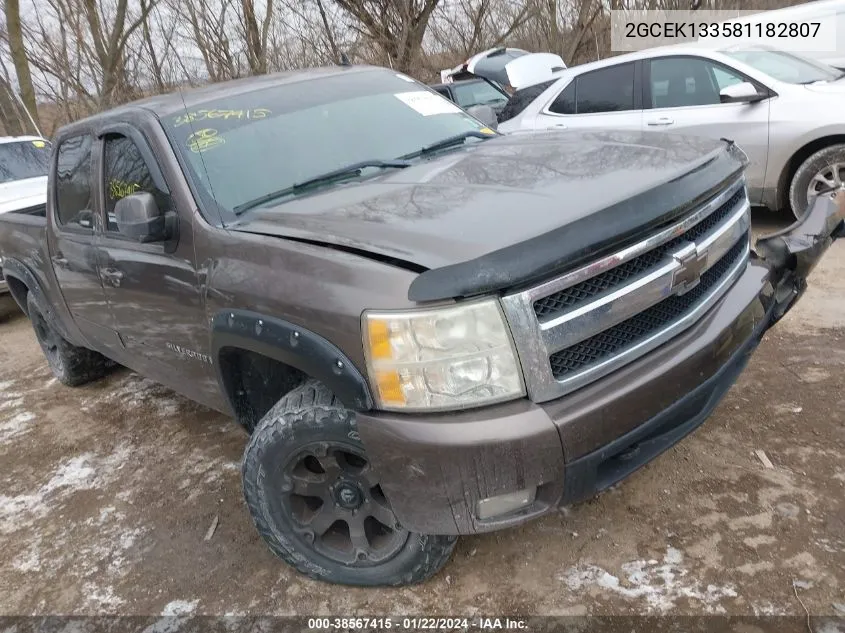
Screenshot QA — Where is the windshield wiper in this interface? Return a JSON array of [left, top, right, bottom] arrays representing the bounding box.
[[399, 130, 495, 160], [233, 159, 411, 215]]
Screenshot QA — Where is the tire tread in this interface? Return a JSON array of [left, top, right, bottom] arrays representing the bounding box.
[[242, 379, 456, 586]]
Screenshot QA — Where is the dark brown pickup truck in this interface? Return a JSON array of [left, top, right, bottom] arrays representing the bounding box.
[[0, 65, 842, 587]]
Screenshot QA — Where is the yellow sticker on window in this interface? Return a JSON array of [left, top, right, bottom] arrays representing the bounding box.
[[479, 127, 496, 135], [173, 108, 271, 128], [109, 179, 141, 200], [32, 140, 46, 148], [187, 128, 225, 153]]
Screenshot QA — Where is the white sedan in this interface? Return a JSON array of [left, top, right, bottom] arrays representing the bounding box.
[[496, 44, 845, 217]]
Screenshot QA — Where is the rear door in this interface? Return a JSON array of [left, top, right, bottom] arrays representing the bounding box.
[[643, 55, 771, 203], [46, 132, 118, 350], [532, 62, 644, 132], [93, 122, 216, 403]]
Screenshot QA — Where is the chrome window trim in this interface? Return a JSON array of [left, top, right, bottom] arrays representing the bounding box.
[[500, 177, 749, 403]]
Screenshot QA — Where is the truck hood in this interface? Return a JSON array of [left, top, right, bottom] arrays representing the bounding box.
[[0, 176, 48, 214], [232, 130, 746, 300]]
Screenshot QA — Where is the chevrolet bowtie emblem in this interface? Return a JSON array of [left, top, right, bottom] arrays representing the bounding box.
[[671, 242, 707, 294]]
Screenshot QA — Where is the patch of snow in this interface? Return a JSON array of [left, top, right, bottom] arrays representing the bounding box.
[[82, 583, 126, 611], [0, 380, 16, 391], [751, 601, 789, 616], [558, 547, 737, 613], [42, 455, 97, 493], [0, 411, 35, 442], [0, 445, 132, 534], [817, 621, 845, 633], [161, 600, 199, 616], [140, 618, 192, 633], [101, 374, 184, 419], [0, 397, 24, 411], [12, 545, 41, 572]]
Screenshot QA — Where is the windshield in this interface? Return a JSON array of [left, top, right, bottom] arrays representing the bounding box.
[[450, 80, 508, 108], [724, 49, 843, 84], [163, 69, 491, 217], [0, 140, 50, 184]]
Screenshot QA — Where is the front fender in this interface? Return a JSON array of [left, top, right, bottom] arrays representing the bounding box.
[[210, 309, 374, 414]]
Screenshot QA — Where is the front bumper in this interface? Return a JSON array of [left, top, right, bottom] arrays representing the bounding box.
[[356, 193, 844, 536]]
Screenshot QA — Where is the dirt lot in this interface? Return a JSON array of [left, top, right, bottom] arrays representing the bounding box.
[[0, 209, 843, 620]]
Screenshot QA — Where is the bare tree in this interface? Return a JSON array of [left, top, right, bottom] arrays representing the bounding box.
[[331, 0, 442, 72], [315, 0, 341, 63], [179, 0, 240, 80], [4, 0, 39, 130], [239, 0, 274, 74]]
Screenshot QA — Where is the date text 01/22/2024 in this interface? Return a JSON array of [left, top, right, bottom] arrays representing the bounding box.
[[307, 618, 528, 630]]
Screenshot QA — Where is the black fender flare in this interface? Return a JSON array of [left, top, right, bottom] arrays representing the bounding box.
[[210, 309, 374, 413], [1, 257, 78, 344]]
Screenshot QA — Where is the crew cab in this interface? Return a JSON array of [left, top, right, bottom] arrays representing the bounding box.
[[0, 66, 841, 587]]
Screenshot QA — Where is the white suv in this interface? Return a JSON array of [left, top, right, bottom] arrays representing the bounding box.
[[0, 135, 50, 294], [496, 44, 845, 217]]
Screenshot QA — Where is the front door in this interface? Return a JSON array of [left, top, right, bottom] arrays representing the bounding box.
[[94, 126, 216, 404], [644, 55, 771, 204], [46, 133, 117, 350]]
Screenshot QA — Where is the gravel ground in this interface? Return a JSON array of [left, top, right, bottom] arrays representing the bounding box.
[[0, 209, 843, 620]]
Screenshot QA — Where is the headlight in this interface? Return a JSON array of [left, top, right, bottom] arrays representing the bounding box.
[[362, 298, 525, 412]]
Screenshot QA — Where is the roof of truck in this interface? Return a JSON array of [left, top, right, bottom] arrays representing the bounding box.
[[81, 65, 385, 122]]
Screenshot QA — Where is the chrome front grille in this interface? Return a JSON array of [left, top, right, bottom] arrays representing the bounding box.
[[548, 236, 747, 379], [500, 177, 751, 403], [533, 189, 744, 320]]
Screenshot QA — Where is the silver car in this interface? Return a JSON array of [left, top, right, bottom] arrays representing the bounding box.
[[497, 44, 845, 217]]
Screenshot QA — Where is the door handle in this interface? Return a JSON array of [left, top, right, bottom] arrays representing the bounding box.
[[102, 268, 124, 287], [647, 117, 674, 127], [552, 123, 568, 129], [51, 256, 69, 270]]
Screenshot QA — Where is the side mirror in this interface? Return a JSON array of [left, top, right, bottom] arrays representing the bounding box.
[[720, 82, 765, 104], [114, 192, 175, 243], [466, 104, 499, 130]]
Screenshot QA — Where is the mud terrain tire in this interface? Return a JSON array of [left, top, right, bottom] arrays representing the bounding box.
[[241, 379, 457, 586]]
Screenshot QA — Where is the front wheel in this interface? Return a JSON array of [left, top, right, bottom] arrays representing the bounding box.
[[788, 144, 845, 219], [241, 380, 457, 586]]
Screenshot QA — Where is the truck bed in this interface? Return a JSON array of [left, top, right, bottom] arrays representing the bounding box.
[[0, 208, 47, 254], [0, 209, 48, 303]]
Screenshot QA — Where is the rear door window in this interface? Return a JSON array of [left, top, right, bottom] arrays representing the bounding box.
[[547, 64, 636, 115], [548, 82, 575, 114], [574, 64, 636, 114], [55, 135, 94, 229]]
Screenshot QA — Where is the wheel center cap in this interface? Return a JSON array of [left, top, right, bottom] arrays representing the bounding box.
[[335, 482, 363, 510]]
